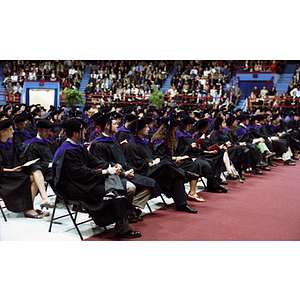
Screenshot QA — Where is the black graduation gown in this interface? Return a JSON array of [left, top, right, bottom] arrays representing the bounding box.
[[0, 142, 33, 212], [225, 128, 261, 169], [115, 127, 133, 146], [209, 130, 243, 171], [256, 125, 287, 156], [151, 138, 201, 182], [124, 137, 188, 208], [12, 130, 30, 153], [84, 125, 95, 142], [23, 138, 57, 183], [52, 142, 130, 231], [24, 123, 37, 138], [89, 134, 161, 199], [175, 131, 219, 188], [192, 131, 225, 175]]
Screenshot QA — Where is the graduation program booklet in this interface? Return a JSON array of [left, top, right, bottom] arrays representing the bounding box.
[[195, 134, 205, 147], [22, 158, 40, 167], [208, 144, 223, 151]]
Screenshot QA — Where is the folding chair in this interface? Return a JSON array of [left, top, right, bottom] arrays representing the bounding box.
[[146, 193, 168, 213], [48, 187, 98, 240], [0, 197, 7, 222]]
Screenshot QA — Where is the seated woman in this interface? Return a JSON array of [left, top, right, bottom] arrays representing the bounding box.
[[192, 118, 232, 185], [209, 116, 244, 180], [0, 119, 54, 219], [151, 116, 205, 202], [176, 116, 227, 193]]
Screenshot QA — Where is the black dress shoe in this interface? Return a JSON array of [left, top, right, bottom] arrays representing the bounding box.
[[103, 191, 127, 204], [283, 160, 296, 166], [127, 213, 138, 223], [251, 169, 263, 175], [291, 156, 299, 160], [268, 162, 277, 167], [265, 151, 276, 159], [227, 173, 238, 180], [115, 230, 142, 238], [207, 187, 223, 193], [256, 161, 268, 168], [134, 207, 143, 217], [177, 204, 197, 213], [259, 166, 271, 171], [218, 185, 228, 193]]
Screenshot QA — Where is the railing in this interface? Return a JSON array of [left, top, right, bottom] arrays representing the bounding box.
[[236, 65, 276, 73], [247, 97, 299, 112], [266, 76, 274, 90], [83, 93, 234, 110], [230, 76, 240, 87], [0, 91, 21, 104]]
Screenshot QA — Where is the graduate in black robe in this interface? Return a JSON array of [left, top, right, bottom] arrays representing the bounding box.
[[151, 116, 206, 202], [209, 116, 244, 179], [12, 112, 32, 153], [23, 119, 58, 184], [176, 116, 228, 191], [256, 114, 295, 165], [225, 116, 269, 173], [124, 117, 197, 213], [89, 113, 160, 221], [0, 119, 50, 219], [114, 114, 138, 147], [192, 118, 231, 184], [52, 118, 141, 238]]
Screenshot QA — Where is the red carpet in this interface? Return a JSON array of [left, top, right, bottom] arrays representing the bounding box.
[[84, 161, 300, 241]]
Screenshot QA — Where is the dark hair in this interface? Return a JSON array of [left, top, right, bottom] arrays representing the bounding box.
[[65, 128, 79, 138]]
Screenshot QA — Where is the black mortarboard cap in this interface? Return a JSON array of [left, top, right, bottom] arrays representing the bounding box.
[[194, 118, 209, 129], [61, 118, 85, 132], [36, 118, 56, 129], [14, 112, 29, 123], [128, 117, 148, 133], [0, 119, 12, 130]]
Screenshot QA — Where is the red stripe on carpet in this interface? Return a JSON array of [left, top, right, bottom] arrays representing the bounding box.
[[84, 162, 300, 241]]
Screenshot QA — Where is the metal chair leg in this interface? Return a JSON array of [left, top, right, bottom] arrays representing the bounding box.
[[0, 203, 7, 222], [146, 203, 152, 213], [159, 193, 167, 206]]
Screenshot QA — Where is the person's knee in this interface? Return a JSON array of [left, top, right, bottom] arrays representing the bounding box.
[[126, 181, 136, 197]]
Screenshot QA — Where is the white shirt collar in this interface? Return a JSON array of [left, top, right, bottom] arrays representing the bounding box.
[[66, 138, 77, 145]]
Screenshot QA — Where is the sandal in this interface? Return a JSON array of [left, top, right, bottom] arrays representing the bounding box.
[[227, 173, 238, 180], [40, 198, 55, 210], [187, 193, 206, 202], [24, 212, 43, 219], [35, 209, 44, 216]]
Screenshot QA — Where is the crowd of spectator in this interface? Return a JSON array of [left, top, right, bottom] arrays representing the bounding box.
[[165, 60, 238, 111], [84, 60, 174, 104], [1, 60, 87, 96], [248, 64, 300, 112], [239, 60, 285, 74]]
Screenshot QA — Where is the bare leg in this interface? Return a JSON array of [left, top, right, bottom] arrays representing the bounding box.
[[31, 170, 51, 204], [187, 180, 205, 202], [223, 151, 232, 173]]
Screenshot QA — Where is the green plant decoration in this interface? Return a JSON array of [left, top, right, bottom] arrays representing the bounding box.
[[149, 89, 164, 108], [64, 88, 84, 107]]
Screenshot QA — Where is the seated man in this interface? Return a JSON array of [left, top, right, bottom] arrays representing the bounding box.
[[124, 117, 197, 213], [12, 112, 32, 153], [23, 118, 58, 185], [89, 112, 160, 222], [52, 118, 141, 238]]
